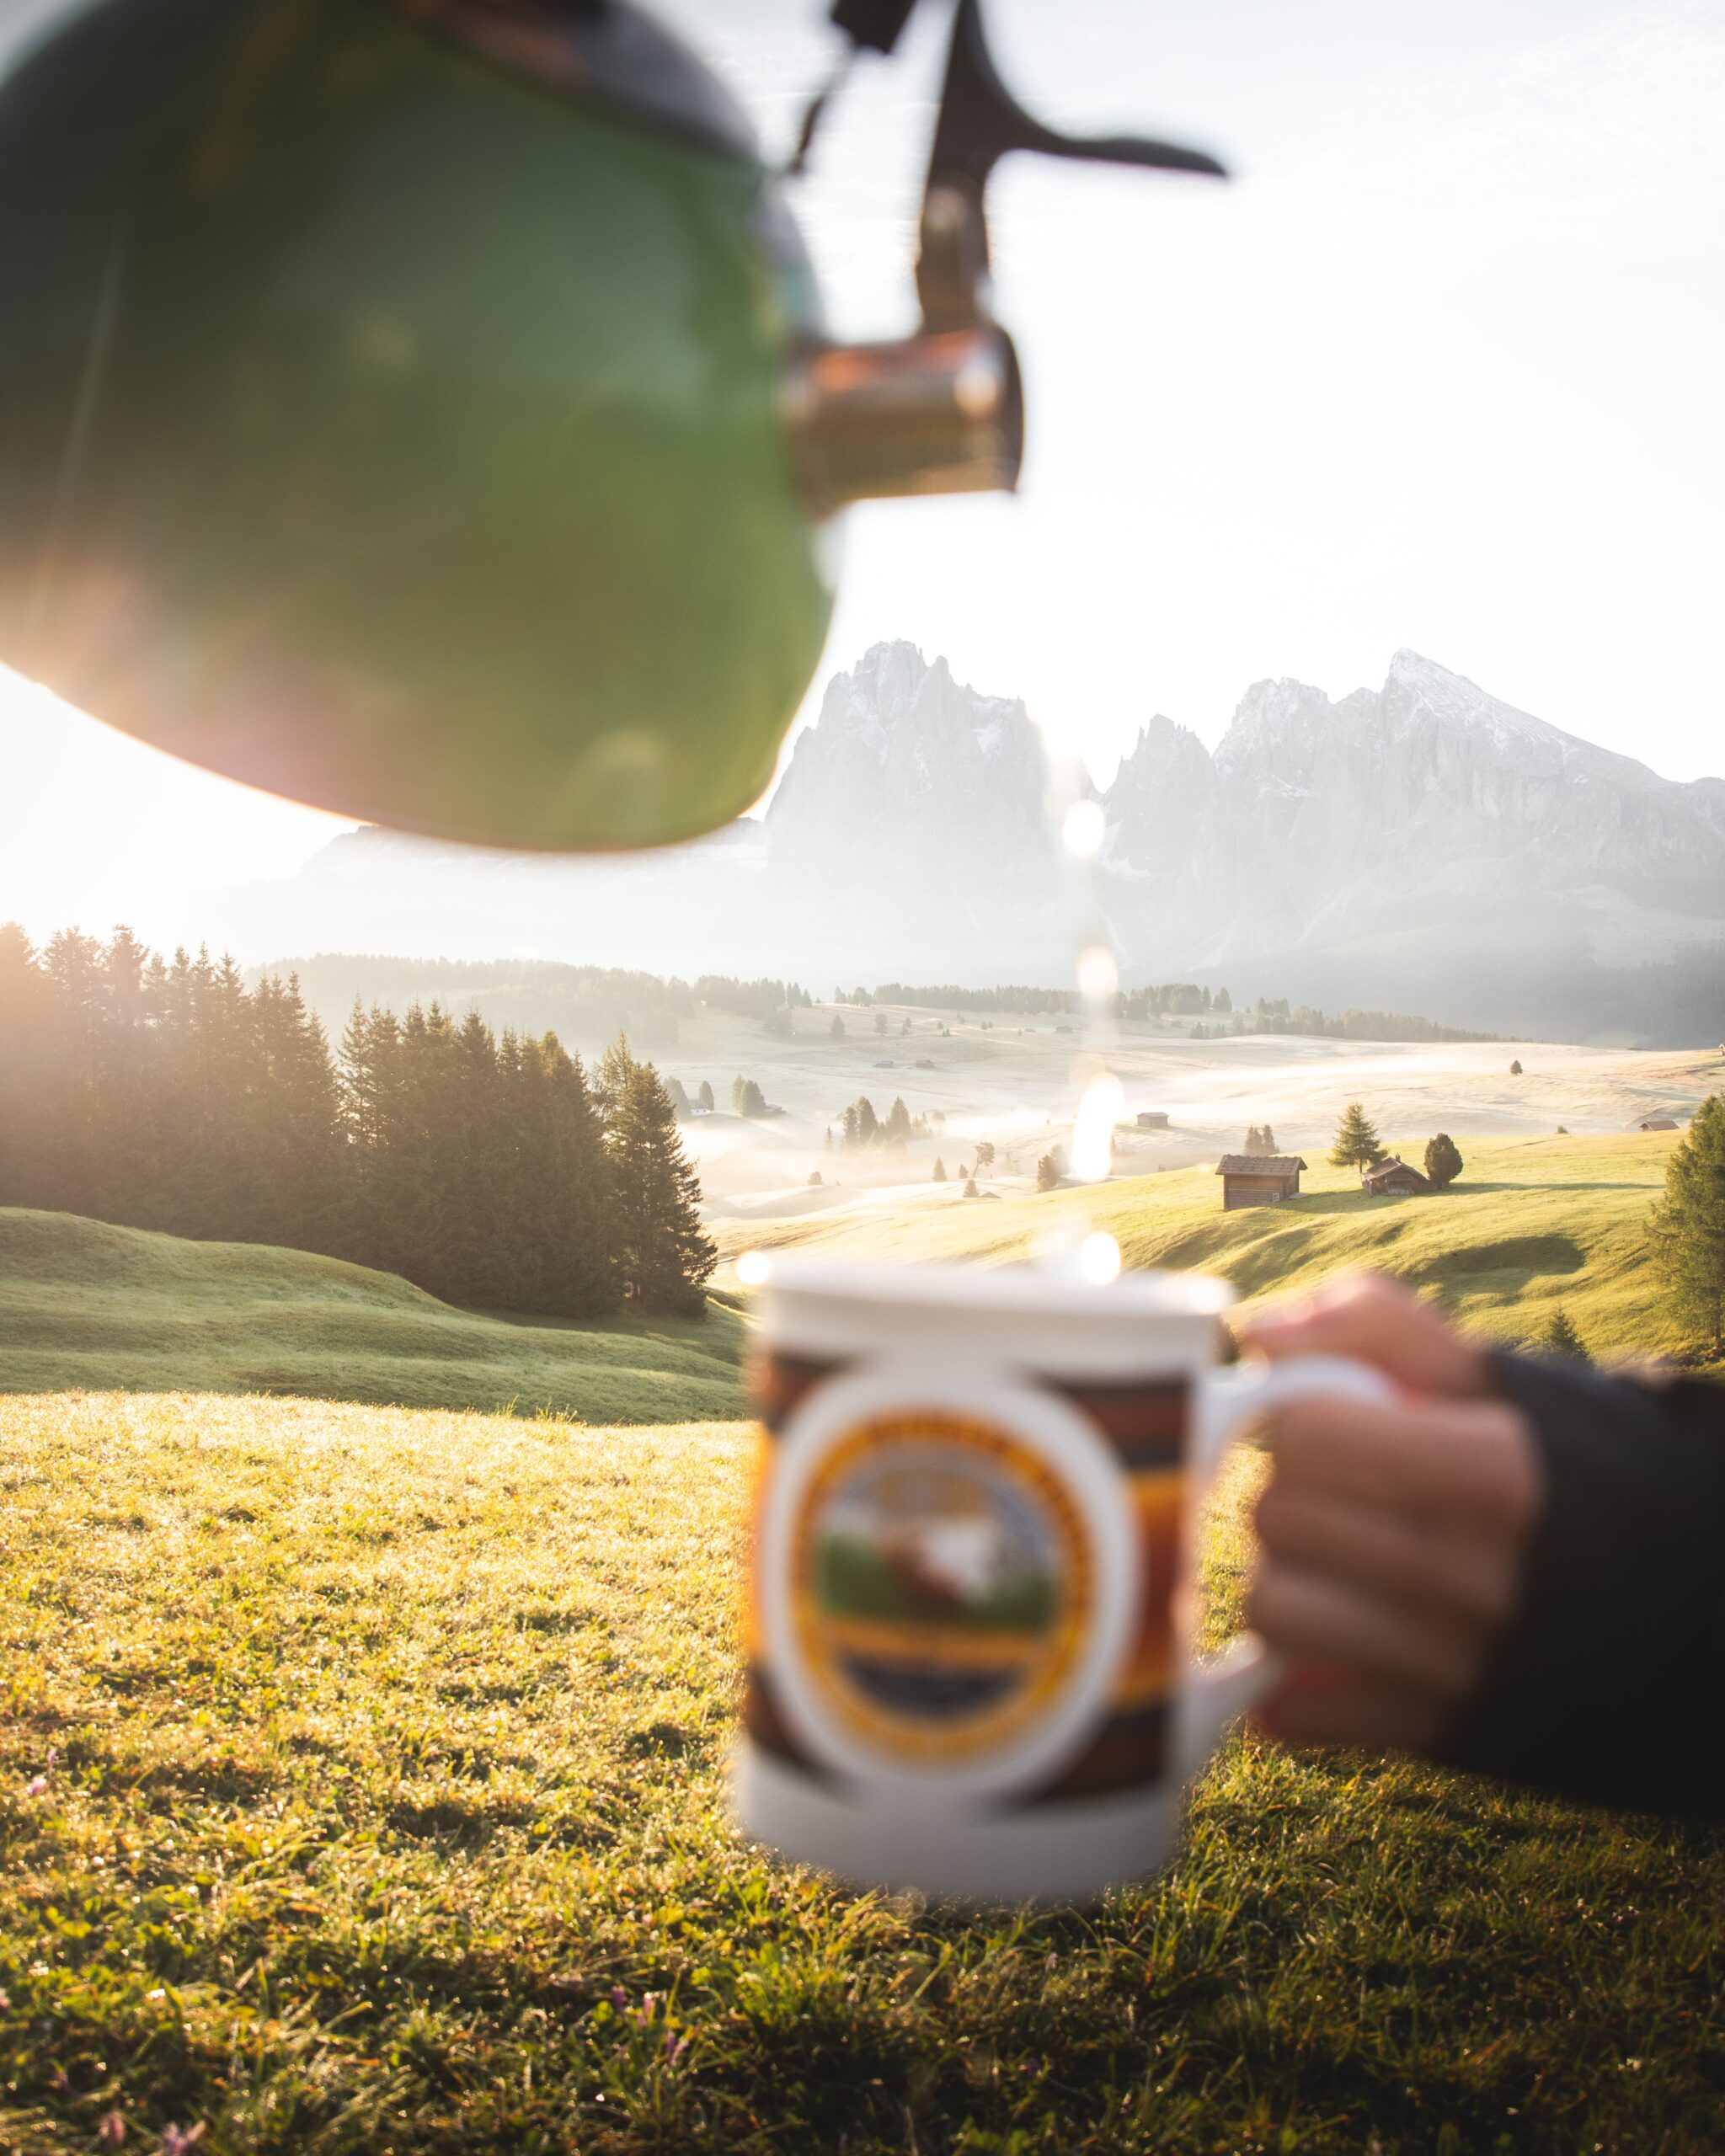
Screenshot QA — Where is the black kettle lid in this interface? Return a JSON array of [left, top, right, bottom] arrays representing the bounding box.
[[393, 0, 761, 165]]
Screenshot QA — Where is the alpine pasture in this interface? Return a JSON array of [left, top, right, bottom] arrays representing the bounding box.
[[3, 1027, 1723, 2151]]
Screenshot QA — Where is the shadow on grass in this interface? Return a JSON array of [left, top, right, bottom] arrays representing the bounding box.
[[1411, 1232, 1588, 1284]]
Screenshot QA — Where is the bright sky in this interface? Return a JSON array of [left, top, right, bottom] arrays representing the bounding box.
[[1, 0, 1721, 947]]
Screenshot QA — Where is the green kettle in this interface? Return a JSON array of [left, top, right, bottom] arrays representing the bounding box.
[[0, 0, 1220, 850]]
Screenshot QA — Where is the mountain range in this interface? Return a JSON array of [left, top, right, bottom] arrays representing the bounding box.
[[215, 643, 1724, 1045]]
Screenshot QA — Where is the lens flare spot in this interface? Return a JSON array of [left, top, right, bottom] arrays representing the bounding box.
[[1071, 1071, 1123, 1182], [1075, 944, 1119, 1002], [1077, 1231, 1121, 1285], [1060, 799, 1106, 860], [737, 1250, 771, 1288]]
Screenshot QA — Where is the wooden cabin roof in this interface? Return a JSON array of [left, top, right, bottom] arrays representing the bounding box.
[[1362, 1155, 1432, 1188]]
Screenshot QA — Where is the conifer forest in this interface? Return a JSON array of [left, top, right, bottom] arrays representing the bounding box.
[[0, 926, 716, 1316]]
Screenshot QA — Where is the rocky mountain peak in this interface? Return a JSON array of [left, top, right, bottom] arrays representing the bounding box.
[[1105, 715, 1215, 872], [248, 643, 1722, 1042], [767, 641, 1047, 849]]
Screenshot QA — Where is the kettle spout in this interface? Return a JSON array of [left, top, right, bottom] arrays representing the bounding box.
[[783, 323, 1023, 517]]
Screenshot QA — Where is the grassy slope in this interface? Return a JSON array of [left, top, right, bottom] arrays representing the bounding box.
[[1, 1392, 1721, 2153], [717, 1131, 1695, 1364], [0, 1210, 745, 1424]]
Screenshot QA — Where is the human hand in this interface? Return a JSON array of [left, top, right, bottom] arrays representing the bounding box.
[[1236, 1274, 1543, 1751]]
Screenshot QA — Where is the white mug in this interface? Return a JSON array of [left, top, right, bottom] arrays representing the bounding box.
[[734, 1258, 1390, 1902]]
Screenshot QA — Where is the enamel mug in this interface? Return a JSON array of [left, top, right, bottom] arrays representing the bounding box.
[[734, 1259, 1390, 1903]]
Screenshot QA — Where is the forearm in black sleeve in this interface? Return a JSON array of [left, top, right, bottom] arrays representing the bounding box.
[[1437, 1353, 1725, 1821]]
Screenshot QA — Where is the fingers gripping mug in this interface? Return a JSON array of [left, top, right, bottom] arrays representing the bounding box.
[[734, 1260, 1391, 1902]]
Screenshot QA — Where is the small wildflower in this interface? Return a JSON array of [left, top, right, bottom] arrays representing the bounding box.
[[159, 2128, 205, 2156], [670, 2031, 692, 2065], [1045, 1952, 1058, 1972], [98, 2112, 126, 2148], [609, 1986, 627, 2011], [26, 1777, 47, 1796]]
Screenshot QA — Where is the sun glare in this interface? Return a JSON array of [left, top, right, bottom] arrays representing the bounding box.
[[0, 665, 355, 947]]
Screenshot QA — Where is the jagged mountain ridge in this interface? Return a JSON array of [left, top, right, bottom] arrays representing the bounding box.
[[762, 640, 1071, 968], [768, 640, 1053, 878], [207, 642, 1722, 1043], [1102, 648, 1725, 1013]]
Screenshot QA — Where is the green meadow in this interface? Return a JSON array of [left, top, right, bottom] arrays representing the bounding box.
[[717, 1131, 1702, 1369], [1, 1392, 1722, 2153], [0, 1209, 745, 1424], [3, 1126, 1723, 2151]]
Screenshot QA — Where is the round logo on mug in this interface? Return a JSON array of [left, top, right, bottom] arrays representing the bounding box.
[[761, 1368, 1139, 1800], [793, 1409, 1092, 1766]]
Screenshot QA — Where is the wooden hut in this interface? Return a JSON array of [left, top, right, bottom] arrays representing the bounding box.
[[1637, 1117, 1678, 1133], [1215, 1154, 1306, 1209], [1361, 1156, 1433, 1196], [1136, 1110, 1169, 1129]]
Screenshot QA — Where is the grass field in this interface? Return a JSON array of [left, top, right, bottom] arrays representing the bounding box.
[[0, 1211, 745, 1424], [2, 1391, 1722, 2153], [3, 1119, 1720, 2148], [716, 1131, 1706, 1369]]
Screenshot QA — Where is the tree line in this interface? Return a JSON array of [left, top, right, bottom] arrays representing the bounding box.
[[858, 981, 1224, 1018], [251, 958, 818, 1054], [852, 981, 1492, 1041], [1195, 997, 1492, 1045], [0, 925, 714, 1317]]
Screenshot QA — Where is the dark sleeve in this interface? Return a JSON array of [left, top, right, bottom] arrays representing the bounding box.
[[1437, 1353, 1725, 1821]]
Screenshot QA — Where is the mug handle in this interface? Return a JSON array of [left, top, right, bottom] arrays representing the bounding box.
[[1172, 1354, 1398, 1783]]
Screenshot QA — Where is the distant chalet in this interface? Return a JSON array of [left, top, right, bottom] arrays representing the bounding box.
[[1362, 1156, 1434, 1196], [1636, 1117, 1679, 1133], [1215, 1154, 1306, 1209], [1136, 1110, 1169, 1129]]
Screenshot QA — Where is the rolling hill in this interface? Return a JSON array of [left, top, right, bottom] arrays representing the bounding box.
[[713, 1131, 1701, 1369], [0, 1209, 745, 1422]]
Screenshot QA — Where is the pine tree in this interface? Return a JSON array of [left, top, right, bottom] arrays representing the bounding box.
[[1424, 1133, 1464, 1187], [830, 1015, 846, 1039], [1262, 1123, 1277, 1153], [1036, 1154, 1060, 1193], [1330, 1102, 1385, 1169], [883, 1097, 911, 1147], [1541, 1308, 1590, 1362], [964, 1176, 979, 1198], [697, 1079, 715, 1112], [665, 1074, 692, 1116], [856, 1097, 879, 1146], [1243, 1124, 1263, 1155], [598, 1037, 716, 1314], [1649, 1095, 1725, 1355], [932, 1157, 948, 1182], [0, 923, 46, 1208], [1509, 1059, 1523, 1075]]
